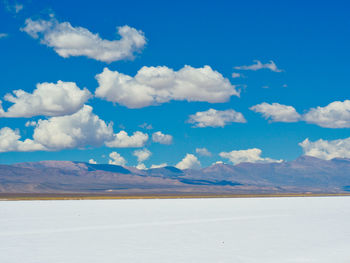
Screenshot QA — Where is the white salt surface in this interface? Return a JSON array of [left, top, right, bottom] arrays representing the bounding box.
[[0, 197, 350, 263]]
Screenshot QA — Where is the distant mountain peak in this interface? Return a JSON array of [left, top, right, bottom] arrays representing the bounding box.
[[2, 157, 350, 194]]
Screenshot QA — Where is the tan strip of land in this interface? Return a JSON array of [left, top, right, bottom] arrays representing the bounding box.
[[1, 193, 350, 201]]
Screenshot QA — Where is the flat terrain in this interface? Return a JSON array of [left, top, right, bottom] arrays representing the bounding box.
[[1, 197, 350, 262], [1, 192, 350, 201]]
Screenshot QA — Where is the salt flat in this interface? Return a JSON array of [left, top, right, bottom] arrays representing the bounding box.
[[0, 197, 349, 263]]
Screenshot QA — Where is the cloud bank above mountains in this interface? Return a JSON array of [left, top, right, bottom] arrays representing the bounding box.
[[299, 137, 350, 160], [219, 148, 283, 165]]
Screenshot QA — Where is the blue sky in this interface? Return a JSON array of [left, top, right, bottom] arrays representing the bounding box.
[[1, 0, 350, 168]]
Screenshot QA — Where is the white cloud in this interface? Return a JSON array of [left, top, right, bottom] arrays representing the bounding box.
[[234, 60, 282, 72], [0, 33, 8, 38], [25, 121, 37, 127], [139, 122, 153, 130], [33, 105, 113, 150], [133, 148, 151, 163], [21, 18, 146, 63], [4, 1, 23, 13], [0, 81, 91, 118], [150, 163, 168, 169], [250, 102, 301, 122], [95, 66, 239, 108], [1, 105, 114, 152], [152, 131, 173, 144], [299, 137, 350, 160], [0, 105, 150, 152], [303, 100, 350, 128], [219, 148, 282, 165], [0, 127, 45, 152], [136, 163, 147, 170], [14, 3, 23, 13], [88, 159, 97, 164], [188, 108, 246, 128], [105, 131, 148, 148], [231, 72, 241, 78], [176, 154, 201, 170], [195, 147, 211, 156], [252, 100, 350, 128], [108, 151, 127, 166]]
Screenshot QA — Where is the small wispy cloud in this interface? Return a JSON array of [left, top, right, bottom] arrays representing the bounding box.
[[0, 33, 8, 38], [196, 147, 212, 156], [139, 122, 153, 130], [3, 1, 23, 14], [14, 3, 23, 13], [234, 60, 283, 72], [231, 72, 242, 78]]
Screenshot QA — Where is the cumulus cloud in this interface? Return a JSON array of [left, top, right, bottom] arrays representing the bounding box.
[[88, 159, 97, 164], [0, 105, 151, 152], [250, 102, 301, 122], [0, 127, 45, 152], [133, 148, 151, 163], [21, 18, 146, 63], [0, 33, 8, 38], [219, 148, 282, 165], [303, 100, 350, 128], [252, 100, 350, 128], [176, 154, 201, 170], [195, 147, 211, 156], [2, 105, 113, 152], [299, 137, 350, 160], [32, 105, 113, 150], [108, 151, 127, 166], [95, 66, 239, 108], [105, 131, 148, 148], [152, 131, 173, 144], [234, 60, 282, 72], [188, 108, 246, 128], [150, 163, 168, 169], [0, 81, 91, 118]]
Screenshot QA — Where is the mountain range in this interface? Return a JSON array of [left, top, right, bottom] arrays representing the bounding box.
[[1, 156, 350, 195]]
